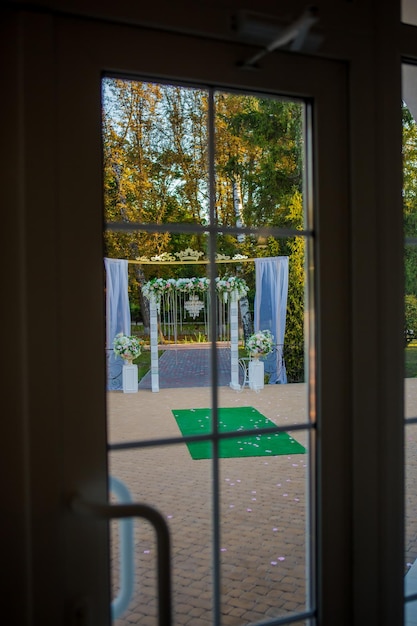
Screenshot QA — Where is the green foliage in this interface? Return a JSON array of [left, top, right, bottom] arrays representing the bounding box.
[[405, 342, 417, 378], [405, 294, 417, 345], [133, 349, 163, 382], [281, 193, 305, 381], [403, 103, 417, 297], [102, 79, 208, 264], [215, 94, 303, 228]]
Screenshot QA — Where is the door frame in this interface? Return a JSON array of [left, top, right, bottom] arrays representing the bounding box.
[[2, 5, 405, 625]]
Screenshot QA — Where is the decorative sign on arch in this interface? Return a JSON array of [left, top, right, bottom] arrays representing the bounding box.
[[135, 248, 250, 265]]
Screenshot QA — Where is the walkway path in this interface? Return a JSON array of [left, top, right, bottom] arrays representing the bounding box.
[[108, 383, 309, 625], [138, 346, 233, 389]]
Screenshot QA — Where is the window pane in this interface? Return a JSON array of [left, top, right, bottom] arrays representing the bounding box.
[[404, 63, 417, 626], [108, 443, 214, 625], [214, 91, 305, 231], [402, 0, 417, 25], [102, 78, 209, 227], [405, 421, 417, 626], [219, 424, 310, 623]]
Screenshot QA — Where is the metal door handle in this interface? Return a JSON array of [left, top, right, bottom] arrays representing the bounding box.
[[108, 476, 134, 620], [70, 482, 172, 626]]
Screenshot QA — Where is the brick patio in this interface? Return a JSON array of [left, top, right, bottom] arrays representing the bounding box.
[[107, 351, 417, 625]]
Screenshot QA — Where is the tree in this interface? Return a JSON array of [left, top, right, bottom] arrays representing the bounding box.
[[214, 95, 305, 380], [403, 103, 417, 298], [405, 295, 417, 346], [102, 80, 209, 327]]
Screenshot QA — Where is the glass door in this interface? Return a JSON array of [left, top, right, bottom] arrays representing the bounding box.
[[56, 17, 350, 626], [104, 80, 312, 626]]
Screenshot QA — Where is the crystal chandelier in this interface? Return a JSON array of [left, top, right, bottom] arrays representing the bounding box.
[[184, 295, 205, 319]]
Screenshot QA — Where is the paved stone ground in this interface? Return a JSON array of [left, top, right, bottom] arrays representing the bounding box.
[[138, 347, 233, 389], [108, 352, 417, 626], [108, 377, 310, 626], [405, 379, 417, 574]]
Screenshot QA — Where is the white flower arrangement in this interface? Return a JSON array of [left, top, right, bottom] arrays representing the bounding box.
[[113, 333, 143, 361], [246, 330, 274, 357], [215, 275, 249, 302]]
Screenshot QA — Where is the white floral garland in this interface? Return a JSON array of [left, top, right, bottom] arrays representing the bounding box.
[[142, 276, 249, 302]]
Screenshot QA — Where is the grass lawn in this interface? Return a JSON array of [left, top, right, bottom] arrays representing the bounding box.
[[133, 349, 163, 381], [405, 342, 417, 377]]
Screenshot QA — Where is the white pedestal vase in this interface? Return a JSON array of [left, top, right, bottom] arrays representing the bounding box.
[[249, 357, 264, 391], [122, 363, 138, 393]]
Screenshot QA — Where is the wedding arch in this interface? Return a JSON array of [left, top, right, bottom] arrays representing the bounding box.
[[105, 254, 289, 391], [142, 276, 248, 392]]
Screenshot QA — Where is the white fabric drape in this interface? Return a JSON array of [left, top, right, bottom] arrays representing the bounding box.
[[254, 257, 289, 384], [105, 258, 131, 390]]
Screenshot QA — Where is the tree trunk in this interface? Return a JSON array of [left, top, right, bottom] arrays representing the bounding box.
[[239, 296, 253, 341], [132, 264, 150, 333], [232, 178, 245, 243]]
